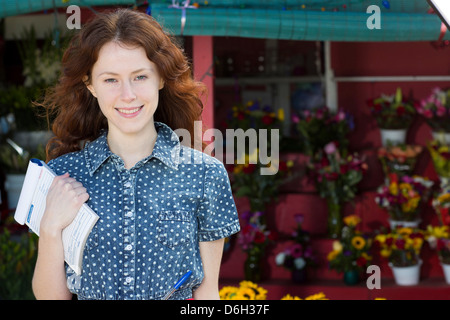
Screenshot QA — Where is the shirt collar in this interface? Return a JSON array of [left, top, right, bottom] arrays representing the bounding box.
[[85, 121, 181, 175]]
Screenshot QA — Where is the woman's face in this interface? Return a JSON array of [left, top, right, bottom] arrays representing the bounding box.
[[87, 41, 164, 137]]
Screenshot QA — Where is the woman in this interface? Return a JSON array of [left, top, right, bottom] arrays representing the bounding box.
[[32, 8, 240, 300]]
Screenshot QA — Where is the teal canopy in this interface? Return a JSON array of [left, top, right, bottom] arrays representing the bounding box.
[[0, 0, 448, 41]]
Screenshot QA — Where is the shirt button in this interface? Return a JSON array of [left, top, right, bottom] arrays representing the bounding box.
[[124, 181, 132, 188], [125, 277, 133, 284], [125, 244, 132, 251], [126, 211, 133, 217]]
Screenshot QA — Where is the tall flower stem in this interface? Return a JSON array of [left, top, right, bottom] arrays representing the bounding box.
[[326, 197, 343, 239]]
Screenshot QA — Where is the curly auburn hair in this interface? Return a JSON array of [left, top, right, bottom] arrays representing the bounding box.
[[42, 8, 206, 161]]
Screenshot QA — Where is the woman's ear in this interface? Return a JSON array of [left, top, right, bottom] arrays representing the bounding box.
[[159, 78, 164, 90], [83, 75, 97, 98]]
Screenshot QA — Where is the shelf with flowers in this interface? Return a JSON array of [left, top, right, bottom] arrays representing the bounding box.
[[309, 141, 368, 238], [274, 214, 317, 284], [374, 173, 433, 229], [374, 226, 426, 286], [416, 87, 450, 143], [326, 215, 373, 285], [367, 87, 416, 146], [425, 225, 450, 284]]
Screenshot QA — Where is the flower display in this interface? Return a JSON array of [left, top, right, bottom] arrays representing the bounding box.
[[327, 215, 373, 274], [228, 150, 294, 211], [432, 185, 450, 225], [227, 99, 284, 132], [219, 281, 268, 300], [374, 227, 425, 267], [416, 87, 450, 132], [367, 87, 416, 129], [281, 292, 328, 300], [275, 214, 317, 272], [238, 211, 277, 253], [428, 140, 450, 178], [310, 141, 368, 204], [377, 144, 423, 176], [292, 106, 354, 157], [426, 225, 450, 265], [374, 173, 433, 222]]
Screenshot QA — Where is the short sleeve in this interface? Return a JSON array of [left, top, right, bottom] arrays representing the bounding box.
[[196, 160, 240, 242]]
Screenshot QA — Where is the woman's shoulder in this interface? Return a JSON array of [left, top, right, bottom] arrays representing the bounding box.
[[179, 145, 229, 177], [46, 150, 86, 172]]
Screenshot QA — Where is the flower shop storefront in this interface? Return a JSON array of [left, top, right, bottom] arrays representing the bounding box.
[[1, 0, 450, 300]]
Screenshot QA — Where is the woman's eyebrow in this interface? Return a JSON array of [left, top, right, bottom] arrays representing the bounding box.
[[97, 68, 153, 77]]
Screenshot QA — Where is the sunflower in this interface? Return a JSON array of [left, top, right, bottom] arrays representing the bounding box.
[[238, 281, 267, 300], [219, 286, 239, 300], [351, 235, 366, 250]]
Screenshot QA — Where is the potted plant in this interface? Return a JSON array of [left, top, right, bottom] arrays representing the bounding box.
[[309, 141, 368, 238], [326, 214, 373, 285], [426, 224, 450, 284], [237, 210, 277, 283], [275, 214, 317, 283], [374, 227, 425, 285], [416, 87, 450, 143], [374, 173, 433, 229], [377, 144, 423, 176], [292, 106, 354, 158], [367, 88, 416, 146], [427, 139, 450, 181], [431, 184, 450, 226]]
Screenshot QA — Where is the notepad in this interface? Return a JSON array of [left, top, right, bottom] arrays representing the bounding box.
[[14, 158, 99, 275]]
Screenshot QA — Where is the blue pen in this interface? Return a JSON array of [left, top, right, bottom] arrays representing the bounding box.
[[162, 270, 192, 300]]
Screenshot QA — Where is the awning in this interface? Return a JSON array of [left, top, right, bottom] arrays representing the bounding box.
[[0, 0, 448, 42]]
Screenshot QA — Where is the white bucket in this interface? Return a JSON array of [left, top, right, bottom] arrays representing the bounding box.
[[389, 260, 422, 286]]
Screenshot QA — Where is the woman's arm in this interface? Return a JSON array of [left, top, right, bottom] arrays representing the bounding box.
[[32, 173, 90, 300], [192, 238, 225, 300]]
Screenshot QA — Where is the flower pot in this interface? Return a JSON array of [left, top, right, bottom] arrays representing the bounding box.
[[244, 251, 264, 283], [388, 218, 421, 230], [389, 260, 422, 286], [4, 173, 26, 210], [432, 131, 450, 144], [343, 270, 360, 286], [291, 268, 307, 284], [441, 263, 450, 285], [380, 128, 407, 146]]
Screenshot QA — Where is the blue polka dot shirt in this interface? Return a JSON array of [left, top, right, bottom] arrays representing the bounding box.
[[47, 122, 240, 300]]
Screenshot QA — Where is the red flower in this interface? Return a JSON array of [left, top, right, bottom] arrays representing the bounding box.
[[396, 105, 406, 116], [356, 256, 368, 267], [254, 231, 266, 244], [243, 164, 256, 174], [237, 111, 246, 120], [262, 114, 274, 125], [394, 238, 406, 250]]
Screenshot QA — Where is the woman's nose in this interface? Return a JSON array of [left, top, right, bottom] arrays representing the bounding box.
[[120, 81, 137, 102]]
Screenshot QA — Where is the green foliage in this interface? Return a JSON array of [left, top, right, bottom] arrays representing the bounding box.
[[0, 221, 38, 300]]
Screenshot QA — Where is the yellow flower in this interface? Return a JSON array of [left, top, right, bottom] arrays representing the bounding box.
[[219, 286, 239, 300], [332, 240, 343, 252], [343, 214, 361, 227], [281, 294, 301, 300], [327, 250, 340, 261], [351, 236, 366, 250], [305, 292, 328, 300], [389, 182, 399, 195], [277, 108, 285, 121], [235, 287, 257, 300], [238, 281, 267, 300], [380, 248, 392, 258]]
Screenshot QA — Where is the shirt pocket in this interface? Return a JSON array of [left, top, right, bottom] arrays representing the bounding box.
[[156, 210, 192, 249]]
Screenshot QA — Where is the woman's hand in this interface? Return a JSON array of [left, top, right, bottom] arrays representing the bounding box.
[[40, 172, 90, 236]]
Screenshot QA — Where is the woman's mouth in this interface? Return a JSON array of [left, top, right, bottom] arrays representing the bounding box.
[[116, 106, 143, 117]]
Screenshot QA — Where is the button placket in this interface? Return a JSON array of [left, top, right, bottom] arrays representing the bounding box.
[[121, 170, 136, 295]]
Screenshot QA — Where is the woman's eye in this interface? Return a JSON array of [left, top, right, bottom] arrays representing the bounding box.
[[104, 78, 117, 83], [135, 75, 147, 81]]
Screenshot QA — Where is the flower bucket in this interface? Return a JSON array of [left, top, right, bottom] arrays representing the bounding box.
[[343, 270, 360, 286], [380, 128, 407, 146], [388, 218, 421, 230], [432, 131, 450, 144], [389, 260, 422, 286], [441, 263, 450, 285]]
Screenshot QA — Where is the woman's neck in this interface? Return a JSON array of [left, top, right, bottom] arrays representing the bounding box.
[[107, 125, 158, 169]]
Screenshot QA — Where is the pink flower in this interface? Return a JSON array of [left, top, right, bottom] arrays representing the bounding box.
[[324, 142, 337, 154]]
